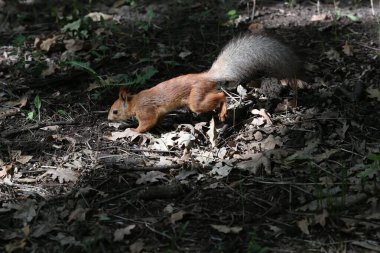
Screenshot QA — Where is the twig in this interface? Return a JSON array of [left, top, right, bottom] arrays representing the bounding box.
[[1, 121, 77, 138]]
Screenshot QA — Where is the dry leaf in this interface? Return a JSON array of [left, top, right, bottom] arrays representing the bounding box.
[[113, 225, 136, 241], [342, 41, 353, 56], [251, 109, 272, 126], [41, 58, 59, 77], [236, 153, 271, 174], [314, 209, 329, 227], [68, 207, 89, 223], [40, 36, 61, 52], [45, 168, 78, 183], [211, 224, 243, 234], [136, 171, 167, 185], [129, 240, 144, 253], [0, 164, 13, 178], [310, 14, 327, 21], [206, 117, 217, 148], [366, 86, 380, 101], [297, 219, 310, 235], [12, 199, 37, 222], [170, 210, 186, 224], [16, 155, 33, 165], [85, 12, 114, 22], [40, 125, 60, 131]]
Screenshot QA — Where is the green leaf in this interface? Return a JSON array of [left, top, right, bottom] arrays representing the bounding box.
[[62, 19, 82, 32], [64, 60, 100, 81], [34, 95, 41, 111], [12, 35, 26, 47], [27, 111, 35, 120], [346, 14, 359, 22], [367, 153, 380, 161]]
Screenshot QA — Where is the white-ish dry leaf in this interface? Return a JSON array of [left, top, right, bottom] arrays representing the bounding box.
[[236, 153, 271, 174], [209, 162, 232, 179], [113, 225, 136, 241], [136, 171, 167, 185], [310, 14, 327, 21], [325, 48, 341, 61], [297, 219, 310, 235], [342, 41, 353, 56], [170, 210, 186, 224], [366, 86, 380, 101], [177, 132, 195, 148], [86, 12, 114, 22], [53, 232, 81, 246], [211, 224, 243, 234], [46, 168, 78, 183], [129, 240, 145, 253], [40, 36, 60, 52], [16, 155, 33, 165], [40, 125, 60, 131], [41, 58, 59, 77], [314, 209, 329, 227], [251, 109, 272, 126], [12, 199, 37, 222], [104, 128, 142, 141], [163, 203, 174, 214], [254, 131, 263, 141], [206, 117, 217, 147], [68, 207, 89, 223], [237, 85, 247, 98]]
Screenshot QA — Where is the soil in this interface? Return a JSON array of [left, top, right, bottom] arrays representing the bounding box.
[[1, 0, 380, 252]]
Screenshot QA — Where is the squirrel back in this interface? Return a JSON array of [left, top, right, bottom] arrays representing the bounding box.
[[206, 34, 299, 82]]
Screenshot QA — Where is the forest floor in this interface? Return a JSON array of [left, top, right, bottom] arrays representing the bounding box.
[[1, 0, 380, 252]]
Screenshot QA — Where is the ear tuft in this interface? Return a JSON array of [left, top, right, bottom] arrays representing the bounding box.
[[119, 88, 129, 101]]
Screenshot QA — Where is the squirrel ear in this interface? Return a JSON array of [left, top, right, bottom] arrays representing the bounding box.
[[119, 88, 129, 101]]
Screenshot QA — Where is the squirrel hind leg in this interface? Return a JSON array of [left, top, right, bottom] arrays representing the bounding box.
[[189, 91, 227, 121]]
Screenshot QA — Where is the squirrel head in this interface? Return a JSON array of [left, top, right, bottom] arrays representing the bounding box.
[[108, 88, 134, 121]]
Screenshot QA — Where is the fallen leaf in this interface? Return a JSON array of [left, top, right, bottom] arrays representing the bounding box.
[[45, 168, 78, 183], [129, 240, 145, 253], [68, 207, 89, 223], [12, 199, 37, 222], [211, 224, 243, 234], [170, 210, 186, 224], [16, 155, 33, 165], [206, 117, 217, 148], [297, 219, 310, 235], [236, 153, 271, 174], [366, 86, 380, 101], [53, 232, 81, 246], [113, 225, 136, 241], [39, 35, 61, 52], [342, 41, 353, 56], [40, 125, 60, 131], [136, 171, 167, 184], [251, 109, 272, 126], [310, 14, 327, 21], [41, 58, 59, 77], [0, 164, 12, 178], [86, 12, 114, 22], [314, 209, 329, 227]]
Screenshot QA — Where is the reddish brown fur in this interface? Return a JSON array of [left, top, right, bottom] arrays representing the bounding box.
[[108, 73, 227, 133]]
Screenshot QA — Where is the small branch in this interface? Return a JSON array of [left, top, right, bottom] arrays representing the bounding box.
[[1, 121, 77, 138]]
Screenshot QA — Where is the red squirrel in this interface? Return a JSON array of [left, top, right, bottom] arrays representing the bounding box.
[[108, 34, 299, 133]]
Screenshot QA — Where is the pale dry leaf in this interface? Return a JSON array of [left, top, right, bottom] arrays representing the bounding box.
[[211, 224, 243, 234], [129, 240, 145, 253], [40, 125, 59, 131], [177, 132, 195, 148], [236, 153, 271, 174], [325, 48, 341, 61], [31, 223, 55, 238], [0, 164, 13, 178], [342, 41, 353, 56], [251, 109, 272, 125], [164, 203, 174, 214], [16, 155, 33, 165], [261, 135, 283, 150], [53, 232, 81, 246], [254, 131, 263, 141], [209, 163, 232, 179], [236, 85, 247, 98], [170, 210, 186, 224], [366, 86, 380, 101], [86, 12, 114, 22], [136, 171, 167, 185], [217, 147, 227, 159], [40, 36, 59, 52], [104, 128, 141, 141], [12, 199, 37, 222], [178, 50, 192, 59], [68, 207, 89, 223], [297, 219, 310, 235], [314, 209, 329, 227], [49, 134, 76, 145], [206, 117, 217, 148], [113, 225, 136, 241], [156, 157, 173, 166], [46, 168, 78, 183], [64, 39, 84, 53], [310, 14, 327, 21], [41, 58, 59, 77]]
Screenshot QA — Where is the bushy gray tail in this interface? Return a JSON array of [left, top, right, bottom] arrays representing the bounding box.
[[206, 34, 299, 82]]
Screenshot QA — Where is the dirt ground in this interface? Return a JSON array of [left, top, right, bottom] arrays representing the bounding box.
[[1, 0, 380, 252]]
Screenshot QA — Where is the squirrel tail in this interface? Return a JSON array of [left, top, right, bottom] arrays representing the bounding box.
[[206, 34, 299, 82]]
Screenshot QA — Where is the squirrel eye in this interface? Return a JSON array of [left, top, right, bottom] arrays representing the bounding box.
[[113, 110, 118, 115]]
